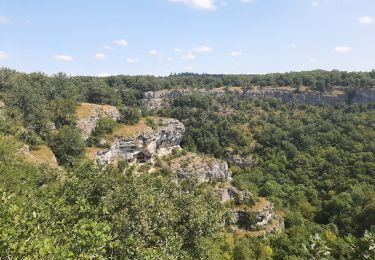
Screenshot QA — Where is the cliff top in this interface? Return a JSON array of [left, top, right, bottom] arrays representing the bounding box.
[[112, 118, 152, 139], [233, 197, 270, 212], [76, 102, 119, 119], [166, 152, 231, 182], [23, 144, 58, 167]]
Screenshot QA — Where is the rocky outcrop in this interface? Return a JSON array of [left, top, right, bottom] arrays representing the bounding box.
[[141, 87, 375, 110], [76, 103, 120, 140], [351, 88, 375, 104], [141, 98, 164, 110], [234, 198, 273, 229], [227, 151, 255, 168], [232, 198, 285, 236], [244, 88, 349, 106], [245, 87, 375, 106], [141, 89, 192, 110], [141, 88, 231, 110], [95, 118, 185, 165], [220, 185, 252, 203], [0, 100, 5, 109], [169, 152, 232, 183]]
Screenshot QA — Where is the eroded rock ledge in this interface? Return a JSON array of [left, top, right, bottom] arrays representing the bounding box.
[[232, 198, 285, 237], [76, 103, 121, 140], [167, 152, 232, 183], [141, 87, 375, 110], [95, 118, 185, 165]]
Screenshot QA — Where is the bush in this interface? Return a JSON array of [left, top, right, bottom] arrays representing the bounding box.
[[18, 129, 43, 150], [93, 118, 116, 136], [119, 108, 141, 125], [49, 126, 85, 165], [146, 117, 157, 129]]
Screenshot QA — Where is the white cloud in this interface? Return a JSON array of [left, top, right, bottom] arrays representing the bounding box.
[[0, 51, 9, 60], [185, 66, 193, 71], [334, 46, 352, 53], [169, 0, 216, 10], [242, 0, 255, 3], [127, 58, 139, 63], [114, 39, 128, 47], [174, 48, 182, 53], [182, 53, 196, 60], [100, 45, 112, 50], [229, 51, 243, 56], [192, 46, 213, 53], [53, 55, 73, 61], [0, 16, 9, 25], [167, 57, 174, 61], [94, 53, 106, 59], [97, 72, 111, 77], [359, 16, 374, 25], [148, 50, 160, 56]]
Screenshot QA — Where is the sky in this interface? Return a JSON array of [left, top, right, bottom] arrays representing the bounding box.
[[0, 0, 374, 76]]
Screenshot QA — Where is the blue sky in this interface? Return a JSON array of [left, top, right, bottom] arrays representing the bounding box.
[[0, 0, 374, 76]]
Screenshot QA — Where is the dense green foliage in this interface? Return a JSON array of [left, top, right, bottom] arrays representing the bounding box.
[[161, 93, 375, 259], [0, 135, 229, 259], [119, 107, 141, 125], [49, 125, 86, 165], [1, 68, 375, 259], [104, 70, 375, 92]]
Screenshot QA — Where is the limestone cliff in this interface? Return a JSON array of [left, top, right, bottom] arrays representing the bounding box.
[[351, 88, 375, 104], [220, 185, 251, 203], [243, 88, 348, 106], [94, 118, 185, 165], [76, 103, 120, 140], [232, 198, 285, 237], [168, 152, 232, 183], [141, 87, 375, 110]]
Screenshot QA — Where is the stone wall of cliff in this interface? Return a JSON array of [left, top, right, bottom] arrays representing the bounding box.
[[76, 103, 121, 140], [168, 152, 232, 183], [141, 87, 375, 110], [95, 118, 185, 165]]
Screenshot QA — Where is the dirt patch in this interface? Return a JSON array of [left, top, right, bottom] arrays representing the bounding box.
[[86, 147, 105, 160], [76, 103, 119, 119], [112, 118, 151, 138], [24, 145, 58, 167]]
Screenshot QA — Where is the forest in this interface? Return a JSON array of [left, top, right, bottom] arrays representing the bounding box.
[[0, 68, 374, 259]]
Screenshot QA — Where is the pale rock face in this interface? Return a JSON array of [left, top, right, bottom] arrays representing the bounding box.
[[244, 88, 349, 106], [96, 118, 185, 165], [221, 186, 241, 203], [233, 198, 284, 234], [227, 152, 255, 168], [220, 185, 252, 203], [141, 89, 191, 110], [76, 103, 120, 140], [169, 153, 232, 183], [0, 100, 5, 109], [141, 87, 375, 110], [141, 98, 164, 110], [351, 88, 375, 104]]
